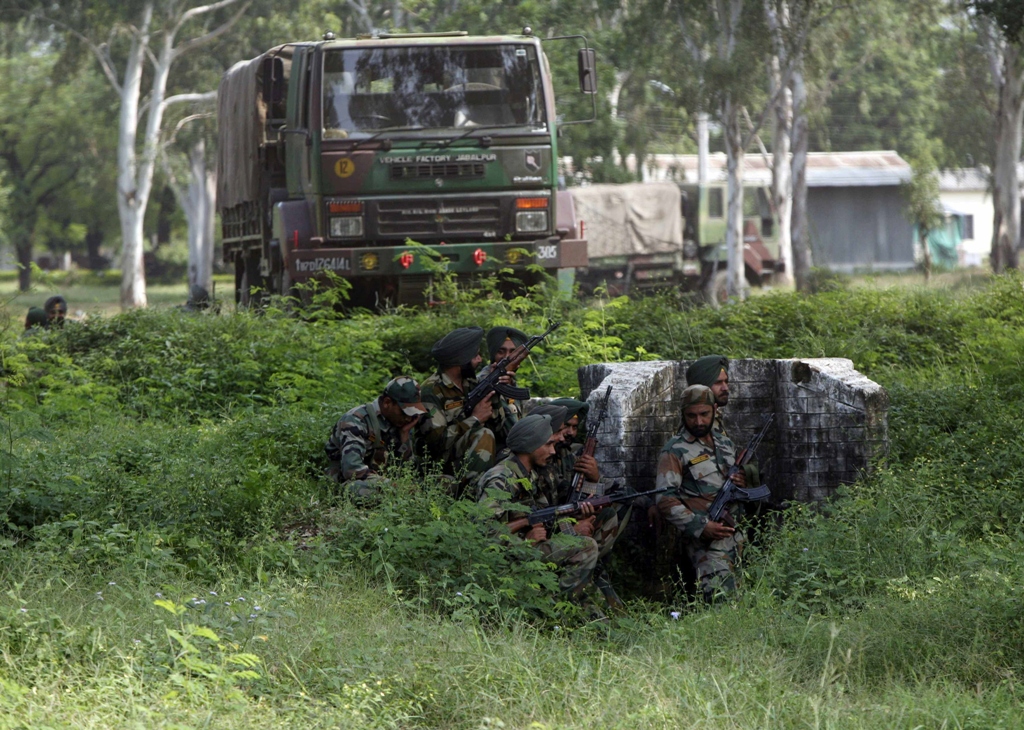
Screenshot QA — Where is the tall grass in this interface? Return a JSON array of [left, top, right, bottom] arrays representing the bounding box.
[[1, 273, 1024, 726]]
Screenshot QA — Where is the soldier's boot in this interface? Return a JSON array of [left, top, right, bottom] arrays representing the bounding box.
[[592, 559, 626, 614]]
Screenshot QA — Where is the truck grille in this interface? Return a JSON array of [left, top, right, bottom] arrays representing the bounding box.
[[390, 163, 485, 180], [376, 198, 502, 237]]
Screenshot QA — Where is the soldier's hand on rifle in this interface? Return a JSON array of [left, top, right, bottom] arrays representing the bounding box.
[[730, 469, 747, 487], [471, 394, 495, 422], [497, 372, 516, 386], [525, 523, 548, 543], [574, 454, 600, 482], [701, 520, 735, 541], [574, 515, 596, 537]]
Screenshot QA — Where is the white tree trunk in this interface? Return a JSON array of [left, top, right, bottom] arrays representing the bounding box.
[[117, 2, 153, 309], [791, 62, 812, 290], [724, 96, 746, 300], [991, 44, 1024, 272], [183, 137, 216, 293], [771, 56, 795, 287]]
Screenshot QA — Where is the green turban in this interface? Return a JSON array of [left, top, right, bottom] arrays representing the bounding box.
[[686, 355, 728, 387], [549, 397, 588, 422], [506, 414, 553, 454], [486, 326, 528, 361], [431, 326, 484, 367], [24, 307, 47, 330], [529, 404, 568, 431], [680, 384, 716, 408]]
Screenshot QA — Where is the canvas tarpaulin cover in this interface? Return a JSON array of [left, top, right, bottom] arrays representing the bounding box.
[[568, 182, 683, 259], [216, 45, 293, 210]]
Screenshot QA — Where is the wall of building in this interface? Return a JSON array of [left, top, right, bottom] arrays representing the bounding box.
[[807, 186, 915, 272], [939, 189, 993, 265]]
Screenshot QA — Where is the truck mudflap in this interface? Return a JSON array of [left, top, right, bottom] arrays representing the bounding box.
[[286, 238, 587, 280]]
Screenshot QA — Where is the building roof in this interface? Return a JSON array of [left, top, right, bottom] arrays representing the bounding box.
[[637, 151, 913, 187]]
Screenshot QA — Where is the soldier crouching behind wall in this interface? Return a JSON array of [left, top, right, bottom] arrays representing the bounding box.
[[477, 414, 599, 600], [655, 384, 748, 603]]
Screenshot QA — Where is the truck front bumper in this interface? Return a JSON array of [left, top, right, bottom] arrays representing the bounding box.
[[286, 238, 587, 280]]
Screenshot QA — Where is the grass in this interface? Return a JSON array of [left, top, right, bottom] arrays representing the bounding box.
[[2, 271, 1024, 727], [0, 561, 1021, 729]]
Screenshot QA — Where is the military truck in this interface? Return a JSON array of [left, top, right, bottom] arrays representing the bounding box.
[[216, 29, 596, 307], [570, 182, 780, 304]]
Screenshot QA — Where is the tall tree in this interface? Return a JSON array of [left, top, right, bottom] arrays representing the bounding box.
[[973, 0, 1024, 271], [0, 49, 100, 290], [24, 0, 249, 308]]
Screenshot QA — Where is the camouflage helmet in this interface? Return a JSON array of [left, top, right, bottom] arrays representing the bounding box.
[[680, 384, 716, 409], [383, 376, 428, 416]]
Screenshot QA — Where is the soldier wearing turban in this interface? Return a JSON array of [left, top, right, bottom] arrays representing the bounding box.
[[685, 355, 730, 436], [477, 414, 599, 598], [477, 325, 530, 452], [654, 384, 749, 603], [418, 326, 498, 489]]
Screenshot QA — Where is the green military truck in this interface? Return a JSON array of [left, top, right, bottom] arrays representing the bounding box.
[[570, 182, 780, 304], [216, 29, 595, 307]]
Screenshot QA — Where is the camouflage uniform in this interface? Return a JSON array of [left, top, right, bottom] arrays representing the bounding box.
[[533, 441, 622, 560], [419, 370, 496, 483], [325, 398, 417, 499], [475, 362, 523, 452], [477, 454, 598, 596], [655, 427, 745, 601]]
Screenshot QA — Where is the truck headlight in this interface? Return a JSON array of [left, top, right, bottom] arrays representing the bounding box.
[[330, 216, 363, 238], [515, 210, 548, 233]]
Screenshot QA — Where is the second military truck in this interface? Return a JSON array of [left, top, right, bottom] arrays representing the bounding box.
[[217, 29, 595, 307]]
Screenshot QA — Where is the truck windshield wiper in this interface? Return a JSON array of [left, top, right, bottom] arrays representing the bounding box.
[[342, 126, 431, 151], [436, 124, 518, 149]]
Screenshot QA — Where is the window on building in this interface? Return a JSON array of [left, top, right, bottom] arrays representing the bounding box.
[[962, 214, 974, 240]]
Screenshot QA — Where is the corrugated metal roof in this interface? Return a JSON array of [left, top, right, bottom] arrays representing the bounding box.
[[638, 151, 913, 187]]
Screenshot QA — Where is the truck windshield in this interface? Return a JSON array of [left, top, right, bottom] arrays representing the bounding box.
[[322, 44, 547, 138]]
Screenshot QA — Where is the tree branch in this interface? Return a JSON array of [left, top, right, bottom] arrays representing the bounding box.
[[173, 0, 245, 36], [162, 91, 218, 112], [172, 0, 251, 59], [21, 11, 123, 94]]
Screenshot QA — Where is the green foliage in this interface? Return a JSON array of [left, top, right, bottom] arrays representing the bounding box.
[[3, 273, 1024, 722]]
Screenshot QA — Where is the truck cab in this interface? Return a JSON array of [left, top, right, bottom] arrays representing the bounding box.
[[217, 31, 595, 307]]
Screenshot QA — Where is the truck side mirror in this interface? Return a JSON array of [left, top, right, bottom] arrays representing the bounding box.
[[577, 48, 597, 94]]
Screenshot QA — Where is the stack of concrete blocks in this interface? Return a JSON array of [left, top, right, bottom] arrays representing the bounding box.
[[577, 358, 888, 597]]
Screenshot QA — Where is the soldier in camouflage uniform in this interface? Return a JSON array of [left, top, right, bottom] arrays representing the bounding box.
[[477, 326, 529, 451], [549, 396, 628, 610], [325, 377, 427, 501], [477, 414, 598, 597], [685, 354, 762, 489], [419, 326, 497, 488], [656, 384, 749, 603]]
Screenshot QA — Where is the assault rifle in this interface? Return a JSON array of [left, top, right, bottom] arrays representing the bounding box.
[[707, 414, 775, 523], [461, 320, 561, 419], [566, 385, 613, 503], [527, 486, 667, 527]]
